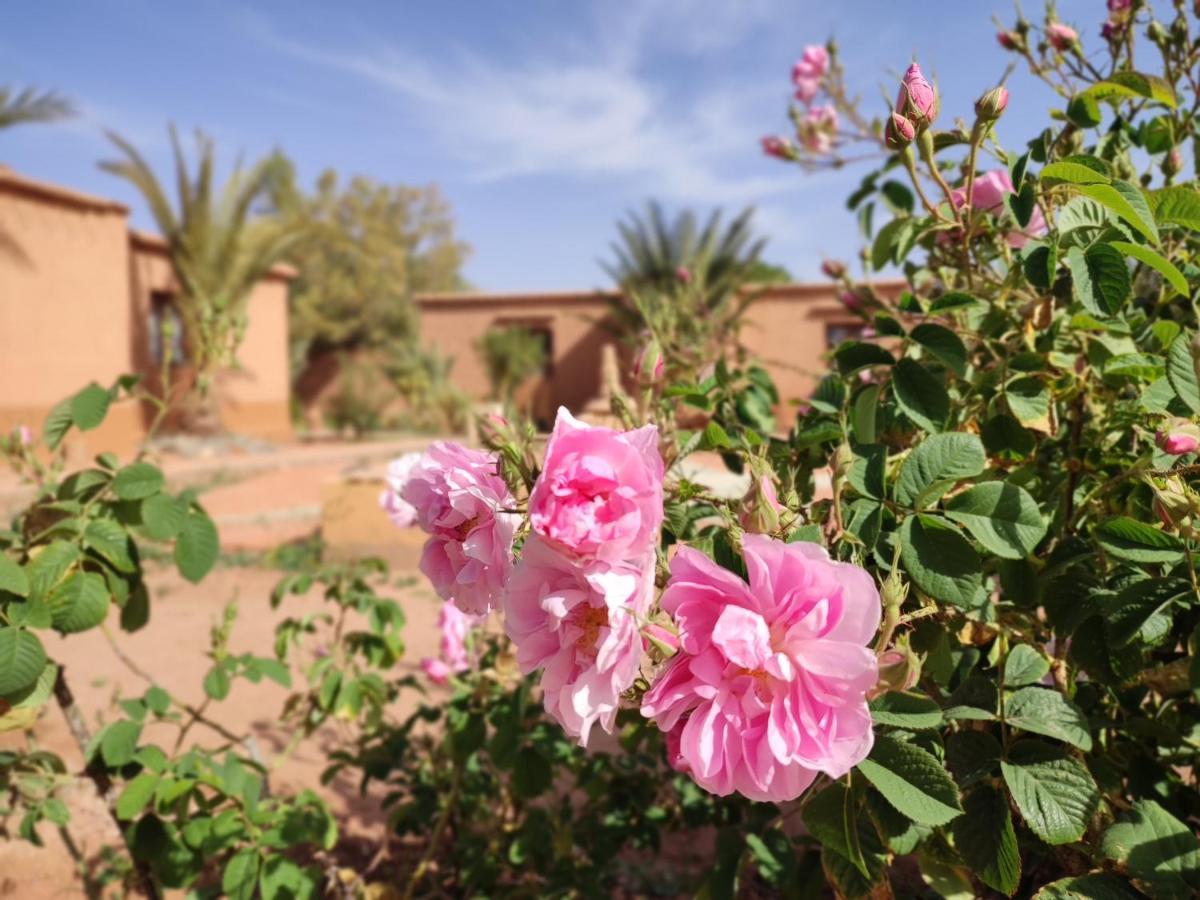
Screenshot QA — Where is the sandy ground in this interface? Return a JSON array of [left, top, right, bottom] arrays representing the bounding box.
[[0, 562, 445, 899]]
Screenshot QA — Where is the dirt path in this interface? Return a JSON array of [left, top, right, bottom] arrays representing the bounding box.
[[0, 560, 446, 899]]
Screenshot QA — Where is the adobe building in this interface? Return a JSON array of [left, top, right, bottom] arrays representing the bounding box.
[[414, 281, 902, 426], [0, 166, 293, 455]]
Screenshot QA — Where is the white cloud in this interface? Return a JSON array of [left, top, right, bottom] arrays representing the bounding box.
[[244, 5, 805, 210]]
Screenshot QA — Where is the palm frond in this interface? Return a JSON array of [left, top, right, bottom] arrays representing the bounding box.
[[0, 86, 75, 129]]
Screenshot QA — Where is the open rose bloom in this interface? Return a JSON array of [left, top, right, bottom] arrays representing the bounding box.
[[505, 536, 654, 745], [529, 408, 664, 564], [420, 599, 483, 683], [398, 442, 516, 614], [641, 536, 880, 802]]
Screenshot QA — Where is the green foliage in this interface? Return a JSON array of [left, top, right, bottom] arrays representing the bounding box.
[[475, 325, 547, 407]]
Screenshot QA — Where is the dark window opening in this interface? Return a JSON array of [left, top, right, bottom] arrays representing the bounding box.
[[825, 322, 863, 350], [149, 292, 186, 366], [495, 318, 554, 376]]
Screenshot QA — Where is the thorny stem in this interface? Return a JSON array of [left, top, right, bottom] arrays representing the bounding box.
[[402, 760, 462, 900]]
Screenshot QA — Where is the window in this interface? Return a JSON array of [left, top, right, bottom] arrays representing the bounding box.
[[825, 322, 863, 350], [495, 318, 554, 376], [148, 292, 186, 366]]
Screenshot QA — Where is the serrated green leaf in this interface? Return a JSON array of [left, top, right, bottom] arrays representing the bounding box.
[[899, 515, 981, 608], [83, 519, 135, 573], [1085, 71, 1177, 108], [1041, 160, 1110, 185], [895, 433, 986, 509], [70, 383, 110, 432], [1110, 240, 1189, 296], [1004, 644, 1051, 687], [115, 771, 161, 820], [1004, 686, 1092, 751], [0, 555, 29, 598], [112, 462, 165, 501], [1148, 185, 1200, 230], [869, 691, 943, 729], [1099, 800, 1200, 900], [1167, 333, 1200, 413], [892, 358, 949, 433], [856, 732, 963, 826], [1078, 183, 1158, 244], [1095, 516, 1184, 563], [99, 719, 142, 767], [1067, 243, 1132, 317], [911, 323, 967, 377], [1001, 741, 1099, 845], [175, 511, 219, 584], [1032, 874, 1142, 899], [48, 571, 110, 634], [952, 785, 1021, 896], [945, 482, 1046, 559], [0, 628, 47, 696]]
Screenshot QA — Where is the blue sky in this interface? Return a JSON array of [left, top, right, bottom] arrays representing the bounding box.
[[2, 0, 1104, 291]]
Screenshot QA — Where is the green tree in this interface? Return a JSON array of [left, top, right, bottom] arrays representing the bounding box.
[[100, 127, 296, 432], [476, 326, 547, 411], [269, 164, 470, 370], [0, 85, 73, 130]]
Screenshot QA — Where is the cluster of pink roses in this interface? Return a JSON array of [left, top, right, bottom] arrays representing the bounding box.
[[762, 44, 837, 160], [384, 407, 883, 802]]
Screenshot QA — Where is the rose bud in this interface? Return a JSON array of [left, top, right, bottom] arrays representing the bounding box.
[[1156, 419, 1200, 455], [676, 265, 692, 284], [838, 289, 863, 312], [739, 473, 786, 535], [634, 339, 665, 385], [1046, 22, 1079, 51], [1163, 148, 1184, 178], [821, 259, 847, 280], [975, 85, 1009, 122], [1146, 19, 1167, 44], [996, 30, 1020, 50], [642, 622, 681, 657], [761, 135, 795, 160], [870, 644, 923, 697], [885, 112, 916, 150], [895, 62, 938, 127]]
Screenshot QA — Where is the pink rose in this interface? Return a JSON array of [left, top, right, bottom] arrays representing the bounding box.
[[441, 599, 482, 673], [761, 135, 793, 159], [421, 657, 451, 685], [504, 536, 654, 745], [665, 719, 690, 773], [1046, 22, 1078, 51], [641, 535, 880, 802], [800, 105, 838, 153], [895, 62, 937, 126], [379, 452, 422, 527], [791, 46, 829, 105], [529, 407, 664, 564], [951, 169, 1048, 248], [401, 442, 516, 614], [1156, 420, 1200, 455]]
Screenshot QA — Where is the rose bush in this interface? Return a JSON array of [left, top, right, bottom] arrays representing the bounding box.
[[5, 1, 1200, 897]]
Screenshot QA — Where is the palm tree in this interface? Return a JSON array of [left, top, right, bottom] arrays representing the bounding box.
[[101, 127, 296, 432], [602, 201, 774, 376], [0, 86, 74, 130]]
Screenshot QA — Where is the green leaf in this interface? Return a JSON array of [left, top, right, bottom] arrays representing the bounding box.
[[99, 719, 142, 767], [911, 323, 967, 376], [70, 383, 111, 432], [1023, 242, 1057, 290], [895, 433, 987, 509], [945, 482, 1046, 559], [1067, 244, 1132, 317], [115, 771, 161, 820], [26, 541, 81, 599], [48, 571, 110, 634], [0, 628, 47, 696], [856, 732, 963, 826], [1108, 578, 1188, 648], [203, 664, 231, 701], [1095, 516, 1184, 563], [1004, 377, 1051, 431], [259, 857, 317, 900], [899, 515, 981, 608], [1084, 71, 1177, 108], [869, 691, 943, 729], [835, 341, 895, 374], [1032, 874, 1142, 899], [1148, 185, 1200, 230], [1004, 686, 1092, 751], [1041, 160, 1110, 185], [140, 494, 187, 541], [1102, 352, 1165, 382], [871, 216, 912, 270], [802, 781, 873, 879], [112, 462, 165, 501], [892, 358, 949, 433], [0, 555, 30, 598], [928, 291, 985, 314], [1167, 333, 1200, 413], [84, 519, 135, 573], [222, 849, 261, 900], [1004, 644, 1050, 687], [851, 385, 881, 444], [1001, 741, 1099, 845], [1077, 183, 1158, 244], [1110, 240, 1189, 297], [952, 785, 1021, 896], [43, 397, 74, 451], [699, 421, 733, 450], [945, 730, 1002, 788], [1099, 800, 1200, 899], [175, 512, 219, 584]]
